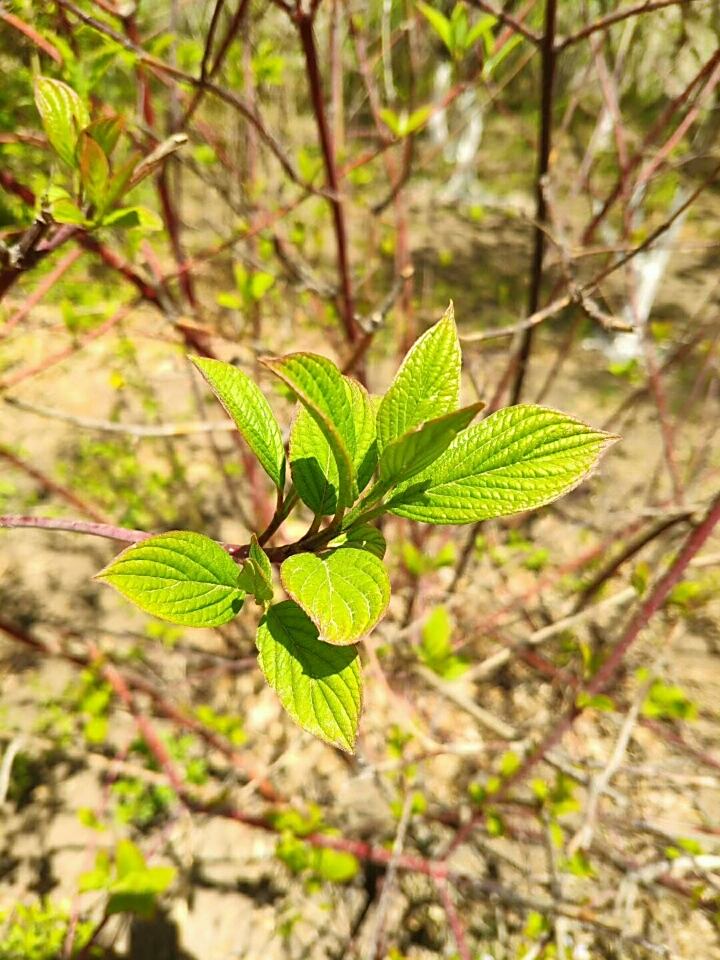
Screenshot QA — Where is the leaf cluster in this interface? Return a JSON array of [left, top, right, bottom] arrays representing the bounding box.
[[96, 305, 616, 751]]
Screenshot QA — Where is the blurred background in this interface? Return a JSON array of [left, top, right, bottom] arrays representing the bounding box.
[[1, 1, 720, 957]]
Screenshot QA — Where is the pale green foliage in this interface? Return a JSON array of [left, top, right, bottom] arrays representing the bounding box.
[[237, 535, 274, 607], [34, 75, 89, 167], [80, 839, 175, 918], [379, 400, 484, 484], [376, 302, 461, 451], [95, 306, 616, 751], [263, 353, 356, 507], [388, 404, 617, 524], [290, 377, 376, 516], [281, 547, 390, 645], [256, 601, 362, 752], [191, 356, 286, 490], [96, 531, 245, 626]]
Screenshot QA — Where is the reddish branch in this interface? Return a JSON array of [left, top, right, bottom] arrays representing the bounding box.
[[510, 0, 557, 404], [556, 0, 705, 51], [0, 455, 110, 525], [296, 9, 358, 345]]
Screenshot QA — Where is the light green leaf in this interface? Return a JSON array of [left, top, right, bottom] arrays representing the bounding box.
[[347, 378, 378, 493], [376, 303, 461, 453], [388, 405, 617, 524], [256, 600, 362, 752], [50, 197, 88, 225], [78, 132, 109, 210], [102, 205, 163, 231], [281, 547, 390, 645], [95, 531, 244, 626], [85, 114, 124, 158], [34, 75, 89, 167], [379, 400, 484, 484], [237, 535, 274, 606], [290, 376, 376, 516], [329, 524, 386, 559], [290, 406, 338, 516], [417, 1, 453, 52], [191, 356, 286, 491], [265, 353, 355, 509]]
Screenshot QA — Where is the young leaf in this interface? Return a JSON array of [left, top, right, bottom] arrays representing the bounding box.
[[263, 353, 355, 508], [191, 356, 286, 491], [95, 531, 245, 627], [347, 378, 378, 493], [85, 114, 125, 158], [78, 133, 109, 209], [280, 547, 390, 645], [290, 377, 376, 516], [34, 75, 89, 167], [388, 405, 617, 524], [101, 206, 163, 231], [417, 1, 453, 53], [256, 601, 362, 752], [237, 535, 274, 606], [290, 407, 338, 516], [376, 303, 461, 452], [329, 524, 387, 559], [379, 400, 484, 485]]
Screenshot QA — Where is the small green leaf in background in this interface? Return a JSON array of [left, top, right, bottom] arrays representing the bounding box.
[[191, 356, 286, 491], [78, 132, 109, 209], [389, 404, 617, 524], [34, 75, 89, 167], [419, 605, 468, 679], [379, 399, 484, 485], [380, 105, 431, 138], [80, 840, 175, 918], [263, 353, 356, 508], [95, 531, 245, 627], [237, 535, 274, 606], [256, 601, 362, 752], [417, 1, 453, 53], [281, 547, 390, 646], [329, 523, 386, 559], [377, 303, 461, 452], [102, 205, 163, 231]]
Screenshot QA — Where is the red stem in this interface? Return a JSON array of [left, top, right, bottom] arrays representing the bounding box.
[[296, 9, 358, 345]]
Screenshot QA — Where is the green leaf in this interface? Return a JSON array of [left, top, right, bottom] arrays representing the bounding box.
[[379, 400, 484, 485], [49, 197, 88, 225], [237, 535, 274, 606], [256, 600, 362, 752], [102, 205, 163, 231], [417, 1, 453, 53], [78, 132, 109, 210], [85, 114, 125, 158], [265, 353, 355, 509], [329, 524, 386, 559], [388, 405, 617, 524], [281, 548, 390, 645], [379, 108, 402, 137], [347, 378, 378, 493], [95, 531, 245, 627], [290, 376, 376, 517], [419, 605, 468, 679], [34, 75, 89, 167], [191, 356, 286, 491], [376, 303, 461, 453]]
